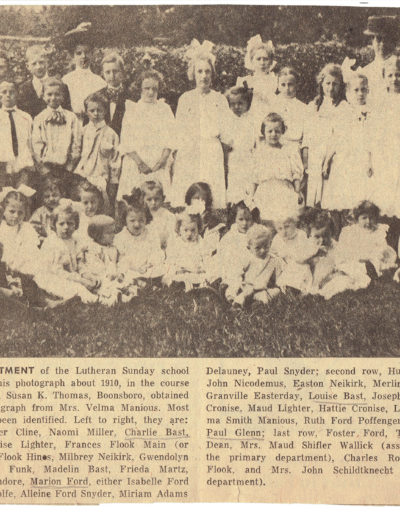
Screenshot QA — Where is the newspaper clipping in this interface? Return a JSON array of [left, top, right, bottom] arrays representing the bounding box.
[[1, 3, 400, 506]]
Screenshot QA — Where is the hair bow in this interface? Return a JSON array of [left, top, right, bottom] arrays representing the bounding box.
[[0, 184, 36, 203], [245, 35, 275, 71], [186, 199, 205, 215], [186, 39, 216, 67]]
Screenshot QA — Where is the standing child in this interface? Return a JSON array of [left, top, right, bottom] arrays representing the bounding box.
[[31, 77, 82, 184], [114, 189, 165, 281], [225, 224, 281, 306], [30, 174, 63, 240], [164, 211, 207, 292], [272, 67, 308, 148], [117, 70, 175, 201], [236, 35, 277, 124], [0, 80, 35, 189], [224, 86, 256, 204], [249, 112, 303, 222], [141, 180, 176, 250], [75, 92, 120, 213], [302, 63, 346, 207], [34, 202, 98, 304]]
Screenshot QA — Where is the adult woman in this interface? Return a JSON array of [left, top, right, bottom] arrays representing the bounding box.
[[171, 40, 230, 209]]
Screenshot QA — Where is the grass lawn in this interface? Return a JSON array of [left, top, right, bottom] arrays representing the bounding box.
[[1, 276, 400, 358]]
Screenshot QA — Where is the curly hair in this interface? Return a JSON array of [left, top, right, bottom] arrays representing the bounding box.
[[313, 63, 346, 111]]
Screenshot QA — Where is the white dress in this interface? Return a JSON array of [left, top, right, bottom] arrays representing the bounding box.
[[114, 226, 165, 279], [62, 68, 106, 117], [322, 103, 373, 210], [0, 221, 40, 276], [252, 142, 303, 220], [236, 73, 278, 129], [171, 89, 230, 209], [117, 99, 175, 200], [148, 207, 176, 250], [223, 111, 256, 204], [164, 236, 207, 290], [303, 100, 345, 207], [270, 96, 308, 148]]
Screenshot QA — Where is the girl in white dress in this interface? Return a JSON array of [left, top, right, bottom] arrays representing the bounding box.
[[302, 63, 347, 207], [224, 86, 256, 204], [34, 202, 98, 304], [141, 180, 176, 250], [74, 181, 104, 245], [114, 189, 165, 282], [236, 35, 278, 126], [171, 40, 230, 209], [117, 70, 175, 201], [249, 113, 303, 222], [272, 67, 308, 148]]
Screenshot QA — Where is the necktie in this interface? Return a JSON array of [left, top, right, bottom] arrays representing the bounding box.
[[46, 109, 66, 125], [106, 86, 123, 103], [8, 110, 18, 157]]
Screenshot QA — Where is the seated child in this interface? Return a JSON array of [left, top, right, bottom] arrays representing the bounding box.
[[225, 224, 281, 306], [34, 202, 98, 304], [74, 181, 104, 244], [141, 180, 176, 250], [114, 188, 165, 281], [271, 211, 319, 293], [0, 187, 40, 277], [74, 92, 120, 213], [81, 215, 135, 305], [0, 79, 36, 189], [30, 174, 63, 240], [184, 182, 226, 258], [164, 210, 207, 292], [31, 77, 81, 183]]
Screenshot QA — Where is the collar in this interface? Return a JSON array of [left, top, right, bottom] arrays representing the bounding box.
[[2, 106, 17, 113], [88, 120, 106, 131]]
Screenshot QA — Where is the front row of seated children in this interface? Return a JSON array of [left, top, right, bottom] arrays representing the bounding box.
[[0, 173, 399, 308]]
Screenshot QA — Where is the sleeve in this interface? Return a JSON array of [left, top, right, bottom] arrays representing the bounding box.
[[159, 102, 176, 150], [288, 146, 304, 182], [31, 115, 46, 163], [119, 102, 137, 155]]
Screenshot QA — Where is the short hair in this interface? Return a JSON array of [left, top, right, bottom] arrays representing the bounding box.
[[225, 85, 252, 109], [140, 180, 164, 198], [101, 52, 124, 72], [118, 188, 152, 225], [84, 91, 108, 112], [26, 45, 46, 62], [1, 191, 29, 220], [185, 182, 213, 211], [87, 215, 115, 243], [176, 211, 202, 236], [278, 66, 299, 82], [51, 203, 80, 232], [305, 209, 334, 238], [187, 56, 215, 83], [260, 112, 286, 137], [78, 181, 104, 212], [227, 200, 254, 227], [247, 224, 274, 246], [345, 72, 368, 89], [353, 200, 380, 222], [43, 77, 64, 94]]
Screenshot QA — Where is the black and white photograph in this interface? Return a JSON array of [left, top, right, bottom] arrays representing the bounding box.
[[1, 4, 400, 357]]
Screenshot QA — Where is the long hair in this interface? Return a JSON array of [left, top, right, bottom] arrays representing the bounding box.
[[313, 63, 346, 111]]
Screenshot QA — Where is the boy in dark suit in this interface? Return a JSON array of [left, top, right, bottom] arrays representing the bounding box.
[[18, 45, 71, 118], [96, 52, 130, 136]]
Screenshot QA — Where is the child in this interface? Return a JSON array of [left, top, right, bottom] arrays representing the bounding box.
[[249, 112, 303, 222], [321, 201, 397, 299], [225, 224, 281, 306], [0, 187, 40, 277], [34, 202, 98, 304], [114, 189, 165, 281], [31, 77, 82, 181], [321, 73, 373, 236], [96, 52, 130, 136], [184, 182, 225, 257], [236, 35, 277, 124], [18, 45, 71, 118], [141, 180, 176, 249], [224, 85, 256, 204], [75, 92, 120, 213], [164, 210, 207, 292], [302, 63, 346, 207], [82, 215, 134, 305], [117, 70, 175, 201], [30, 174, 63, 240], [62, 40, 106, 121], [74, 181, 104, 244], [272, 67, 308, 148], [0, 80, 35, 189], [271, 212, 318, 293]]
